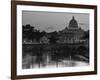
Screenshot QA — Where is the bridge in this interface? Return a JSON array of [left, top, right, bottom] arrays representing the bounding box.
[[23, 42, 88, 50]]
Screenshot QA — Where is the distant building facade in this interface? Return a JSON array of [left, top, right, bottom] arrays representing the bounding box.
[[57, 16, 85, 43]]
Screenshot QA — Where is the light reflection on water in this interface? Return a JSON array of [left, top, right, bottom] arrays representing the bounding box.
[[22, 54, 89, 69]]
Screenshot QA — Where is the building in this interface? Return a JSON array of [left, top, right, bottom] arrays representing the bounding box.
[[57, 16, 85, 43]]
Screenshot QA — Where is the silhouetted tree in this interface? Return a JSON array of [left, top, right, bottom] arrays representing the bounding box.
[[81, 30, 89, 39], [49, 31, 59, 44], [23, 24, 35, 40]]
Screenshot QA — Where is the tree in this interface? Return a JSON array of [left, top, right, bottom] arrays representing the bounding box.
[[23, 24, 42, 42], [22, 24, 35, 41], [76, 46, 88, 57], [49, 31, 59, 44], [40, 31, 46, 37], [81, 30, 89, 39]]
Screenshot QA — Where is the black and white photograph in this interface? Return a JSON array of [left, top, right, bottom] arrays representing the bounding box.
[[22, 11, 90, 69], [11, 1, 97, 79]]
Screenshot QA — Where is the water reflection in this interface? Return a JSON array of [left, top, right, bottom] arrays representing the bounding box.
[[22, 44, 89, 69]]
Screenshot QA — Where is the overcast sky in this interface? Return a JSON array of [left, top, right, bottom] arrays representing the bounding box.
[[22, 11, 89, 32]]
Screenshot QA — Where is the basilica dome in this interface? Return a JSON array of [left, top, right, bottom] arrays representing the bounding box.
[[69, 16, 78, 28]]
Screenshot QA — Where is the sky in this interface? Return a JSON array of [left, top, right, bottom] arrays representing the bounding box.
[[22, 11, 89, 32]]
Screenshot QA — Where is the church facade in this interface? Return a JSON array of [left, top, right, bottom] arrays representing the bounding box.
[[57, 16, 85, 44]]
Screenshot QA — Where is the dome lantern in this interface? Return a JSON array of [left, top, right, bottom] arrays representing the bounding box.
[[68, 16, 78, 29]]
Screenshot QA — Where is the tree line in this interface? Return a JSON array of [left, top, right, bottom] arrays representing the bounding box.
[[23, 24, 89, 44], [23, 24, 59, 43]]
